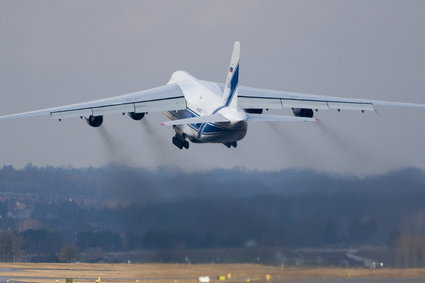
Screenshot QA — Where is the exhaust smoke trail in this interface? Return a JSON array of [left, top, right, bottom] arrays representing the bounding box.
[[139, 119, 169, 161], [96, 125, 161, 205], [139, 118, 202, 170], [265, 122, 319, 168], [97, 126, 137, 167], [314, 122, 395, 174]]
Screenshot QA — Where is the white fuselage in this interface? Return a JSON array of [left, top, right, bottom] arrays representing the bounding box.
[[163, 71, 247, 143]]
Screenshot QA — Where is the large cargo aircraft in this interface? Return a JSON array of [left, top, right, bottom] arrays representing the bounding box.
[[1, 42, 424, 149]]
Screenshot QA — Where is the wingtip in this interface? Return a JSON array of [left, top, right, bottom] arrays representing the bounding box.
[[160, 122, 165, 126]]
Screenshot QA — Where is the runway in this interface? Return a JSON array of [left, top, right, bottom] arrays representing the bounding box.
[[0, 263, 424, 283], [284, 279, 425, 283]]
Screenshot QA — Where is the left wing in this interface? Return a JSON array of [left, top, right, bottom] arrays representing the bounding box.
[[0, 83, 186, 121], [237, 85, 425, 112]]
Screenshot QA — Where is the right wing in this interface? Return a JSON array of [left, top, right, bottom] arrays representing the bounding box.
[[237, 85, 425, 112], [0, 84, 186, 121]]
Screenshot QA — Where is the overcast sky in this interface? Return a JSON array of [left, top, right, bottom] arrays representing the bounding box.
[[1, 0, 425, 175]]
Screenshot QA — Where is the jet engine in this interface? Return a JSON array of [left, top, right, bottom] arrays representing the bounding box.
[[292, 108, 314, 118], [244, 108, 263, 114], [85, 115, 103, 127], [128, 112, 146, 120]]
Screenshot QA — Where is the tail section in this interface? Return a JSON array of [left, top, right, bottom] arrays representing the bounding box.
[[223, 42, 240, 109]]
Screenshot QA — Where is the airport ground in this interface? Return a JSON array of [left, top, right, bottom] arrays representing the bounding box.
[[0, 263, 425, 283]]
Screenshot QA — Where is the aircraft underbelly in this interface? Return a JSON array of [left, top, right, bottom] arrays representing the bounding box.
[[194, 128, 247, 143], [191, 121, 247, 143], [164, 110, 247, 143]]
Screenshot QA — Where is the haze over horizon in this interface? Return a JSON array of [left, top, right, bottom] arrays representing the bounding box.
[[1, 1, 425, 175]]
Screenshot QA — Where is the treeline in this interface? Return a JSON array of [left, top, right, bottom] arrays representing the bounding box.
[[0, 165, 424, 265], [0, 195, 424, 263], [2, 164, 425, 203], [0, 229, 124, 262]]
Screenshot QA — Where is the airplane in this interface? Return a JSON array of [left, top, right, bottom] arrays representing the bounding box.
[[1, 41, 425, 149]]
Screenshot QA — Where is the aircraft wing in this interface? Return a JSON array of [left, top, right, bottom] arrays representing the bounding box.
[[0, 84, 186, 121], [237, 85, 425, 112]]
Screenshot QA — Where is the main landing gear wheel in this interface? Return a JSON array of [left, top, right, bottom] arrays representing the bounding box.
[[172, 135, 189, 149], [224, 142, 237, 148], [183, 140, 189, 149]]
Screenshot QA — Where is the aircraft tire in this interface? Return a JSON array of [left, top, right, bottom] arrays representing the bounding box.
[[172, 136, 184, 149], [183, 140, 189, 149]]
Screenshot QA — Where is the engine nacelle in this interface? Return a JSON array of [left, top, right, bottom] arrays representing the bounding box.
[[128, 112, 146, 121], [85, 115, 103, 127], [244, 108, 263, 114], [292, 108, 314, 118]]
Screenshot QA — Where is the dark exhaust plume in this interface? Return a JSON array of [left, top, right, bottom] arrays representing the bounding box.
[[265, 122, 319, 167], [139, 119, 171, 162], [139, 119, 196, 169], [315, 122, 395, 172], [97, 125, 137, 167], [96, 126, 159, 205]]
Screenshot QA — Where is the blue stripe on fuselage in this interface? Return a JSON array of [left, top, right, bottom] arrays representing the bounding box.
[[168, 108, 231, 140], [202, 123, 232, 134], [212, 105, 226, 114], [169, 109, 201, 131]]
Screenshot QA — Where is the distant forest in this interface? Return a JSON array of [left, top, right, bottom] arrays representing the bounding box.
[[0, 164, 424, 266]]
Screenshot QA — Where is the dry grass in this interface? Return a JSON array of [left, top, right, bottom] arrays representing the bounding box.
[[0, 263, 424, 283]]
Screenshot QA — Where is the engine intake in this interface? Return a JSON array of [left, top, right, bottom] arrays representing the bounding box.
[[86, 115, 103, 127], [244, 108, 263, 114], [292, 108, 314, 118], [128, 112, 146, 121]]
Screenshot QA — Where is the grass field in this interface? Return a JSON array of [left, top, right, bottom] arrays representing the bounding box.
[[0, 263, 424, 283]]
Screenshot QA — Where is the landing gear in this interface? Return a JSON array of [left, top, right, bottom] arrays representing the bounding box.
[[183, 140, 189, 149], [172, 134, 189, 149], [224, 142, 237, 148]]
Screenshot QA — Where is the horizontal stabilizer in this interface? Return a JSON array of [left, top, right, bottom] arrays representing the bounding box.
[[246, 114, 318, 123], [161, 113, 229, 126]]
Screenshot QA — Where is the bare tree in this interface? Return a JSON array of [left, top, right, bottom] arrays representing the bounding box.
[[396, 234, 425, 267], [60, 245, 78, 262], [0, 231, 22, 262]]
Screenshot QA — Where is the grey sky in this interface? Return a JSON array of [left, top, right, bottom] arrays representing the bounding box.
[[1, 0, 425, 175]]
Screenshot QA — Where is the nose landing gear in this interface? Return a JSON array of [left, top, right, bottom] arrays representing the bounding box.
[[172, 134, 189, 149]]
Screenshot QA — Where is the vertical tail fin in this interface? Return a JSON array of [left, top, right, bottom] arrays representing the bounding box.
[[223, 42, 240, 109]]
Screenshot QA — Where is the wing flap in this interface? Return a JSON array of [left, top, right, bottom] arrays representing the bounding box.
[[328, 102, 374, 111], [239, 97, 283, 109], [135, 97, 186, 113], [280, 99, 330, 110], [239, 96, 374, 111], [51, 109, 94, 119], [247, 114, 318, 122], [92, 104, 136, 116]]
